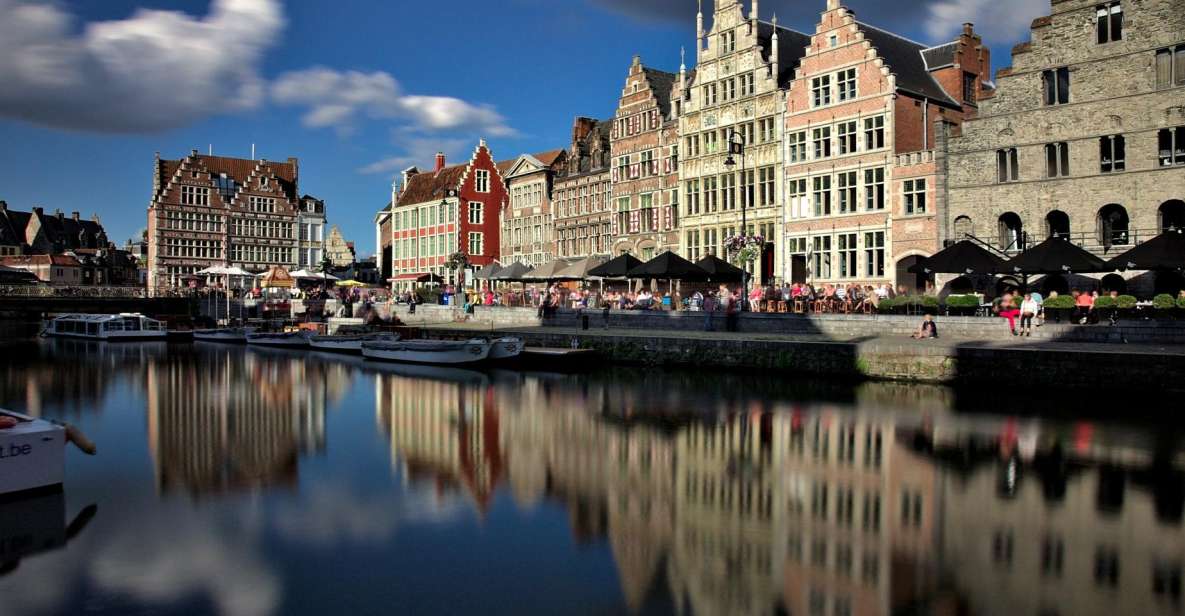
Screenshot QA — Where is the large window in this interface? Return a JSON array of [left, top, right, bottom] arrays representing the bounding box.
[[1096, 2, 1123, 44], [788, 131, 808, 163], [704, 176, 718, 212], [467, 232, 484, 255], [468, 201, 483, 225], [686, 179, 701, 215], [180, 185, 209, 206], [903, 179, 926, 215], [864, 232, 885, 278], [720, 173, 736, 211], [812, 236, 832, 279], [864, 168, 885, 211], [837, 68, 857, 101], [811, 75, 832, 107], [1100, 135, 1126, 173], [739, 72, 755, 96], [721, 30, 736, 53], [704, 130, 719, 154], [1046, 142, 1070, 177], [837, 121, 857, 155], [1042, 67, 1070, 105], [838, 234, 857, 278], [838, 171, 857, 214], [1155, 45, 1185, 89], [813, 176, 832, 217], [759, 117, 776, 143], [758, 166, 776, 206], [740, 169, 754, 208], [997, 148, 1020, 182], [812, 127, 832, 159], [1161, 127, 1185, 166], [864, 116, 885, 151], [474, 170, 490, 193]]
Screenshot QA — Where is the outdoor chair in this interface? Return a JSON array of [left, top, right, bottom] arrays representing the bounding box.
[[794, 299, 806, 314]]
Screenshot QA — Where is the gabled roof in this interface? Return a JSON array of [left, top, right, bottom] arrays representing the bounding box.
[[921, 41, 959, 70], [502, 150, 567, 179], [396, 165, 468, 207], [157, 153, 299, 202], [856, 22, 960, 107], [642, 68, 678, 117], [756, 21, 812, 87]]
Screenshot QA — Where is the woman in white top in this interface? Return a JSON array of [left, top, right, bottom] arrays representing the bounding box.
[[1019, 293, 1041, 337]]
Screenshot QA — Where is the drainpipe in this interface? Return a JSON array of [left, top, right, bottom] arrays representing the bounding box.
[[922, 99, 930, 149]]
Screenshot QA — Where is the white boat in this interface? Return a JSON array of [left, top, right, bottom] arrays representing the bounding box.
[[309, 332, 400, 353], [193, 327, 255, 343], [43, 313, 167, 341], [488, 337, 525, 361], [246, 331, 312, 348], [0, 410, 66, 496], [362, 339, 491, 365]]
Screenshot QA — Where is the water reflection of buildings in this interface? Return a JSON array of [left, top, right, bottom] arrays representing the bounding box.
[[0, 339, 165, 417], [146, 348, 331, 496], [375, 369, 1185, 616]]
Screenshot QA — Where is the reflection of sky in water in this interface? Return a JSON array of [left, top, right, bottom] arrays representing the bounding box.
[[0, 339, 1183, 616]]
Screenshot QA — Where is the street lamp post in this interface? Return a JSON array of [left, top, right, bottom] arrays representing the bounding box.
[[724, 130, 748, 310]]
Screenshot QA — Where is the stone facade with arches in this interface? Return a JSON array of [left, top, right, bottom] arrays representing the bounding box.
[[944, 0, 1185, 295]]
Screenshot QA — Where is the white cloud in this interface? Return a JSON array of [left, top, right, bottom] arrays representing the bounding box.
[[358, 137, 469, 175], [925, 0, 1046, 45], [271, 482, 466, 547], [0, 0, 283, 133], [271, 67, 515, 138]]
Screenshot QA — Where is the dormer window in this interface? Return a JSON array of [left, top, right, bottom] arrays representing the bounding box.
[[829, 35, 839, 48], [260, 176, 269, 188]]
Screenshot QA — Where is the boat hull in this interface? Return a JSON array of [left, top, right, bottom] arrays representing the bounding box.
[[309, 333, 400, 353], [44, 330, 167, 341], [362, 340, 491, 365], [0, 411, 65, 496], [247, 334, 310, 348], [488, 337, 524, 361], [193, 329, 253, 343]]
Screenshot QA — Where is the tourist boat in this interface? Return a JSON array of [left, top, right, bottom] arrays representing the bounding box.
[[0, 410, 66, 496], [487, 337, 525, 361], [361, 339, 492, 365], [309, 332, 400, 353], [42, 313, 168, 341], [193, 327, 255, 343], [246, 331, 313, 348]]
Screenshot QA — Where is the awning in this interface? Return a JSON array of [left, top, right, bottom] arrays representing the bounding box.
[[390, 273, 443, 283], [627, 251, 709, 281], [1106, 230, 1185, 272], [909, 240, 1007, 275], [1002, 237, 1110, 275]]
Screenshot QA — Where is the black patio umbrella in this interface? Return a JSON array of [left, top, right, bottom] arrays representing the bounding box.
[[695, 255, 745, 282], [1105, 230, 1185, 272], [1002, 237, 1110, 275], [626, 251, 709, 281], [473, 263, 504, 280], [492, 262, 533, 281], [908, 240, 1007, 275], [587, 253, 644, 278]]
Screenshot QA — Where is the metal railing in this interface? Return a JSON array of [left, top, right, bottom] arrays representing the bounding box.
[[962, 228, 1163, 256], [0, 285, 149, 299]]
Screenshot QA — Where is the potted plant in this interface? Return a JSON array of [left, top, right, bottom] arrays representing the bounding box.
[[1153, 294, 1176, 320], [1116, 294, 1138, 320], [944, 294, 980, 316], [1042, 295, 1075, 323], [877, 297, 898, 315]]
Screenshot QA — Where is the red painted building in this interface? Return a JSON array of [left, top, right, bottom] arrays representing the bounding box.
[[381, 141, 507, 288]]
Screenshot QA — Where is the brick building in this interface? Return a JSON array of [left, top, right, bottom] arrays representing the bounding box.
[[324, 225, 355, 268], [945, 0, 1185, 295], [500, 149, 566, 266], [554, 118, 614, 259], [677, 0, 810, 284], [783, 0, 988, 289], [610, 56, 681, 259], [148, 151, 302, 290], [383, 142, 506, 288]]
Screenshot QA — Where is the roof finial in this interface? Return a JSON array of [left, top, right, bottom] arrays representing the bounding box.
[[680, 46, 686, 71]]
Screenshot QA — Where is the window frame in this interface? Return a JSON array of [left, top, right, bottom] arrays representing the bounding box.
[[903, 179, 927, 215], [1099, 135, 1126, 173]]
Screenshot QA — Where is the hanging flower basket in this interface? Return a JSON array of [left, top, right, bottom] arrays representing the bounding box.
[[445, 252, 470, 272], [724, 234, 764, 265]]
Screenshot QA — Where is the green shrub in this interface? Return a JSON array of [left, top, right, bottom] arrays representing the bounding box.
[[1178, 296, 1185, 310], [1094, 296, 1117, 310], [921, 295, 940, 308], [945, 294, 980, 309], [1153, 294, 1176, 310], [1117, 295, 1137, 310], [877, 297, 898, 313], [1043, 295, 1075, 309]]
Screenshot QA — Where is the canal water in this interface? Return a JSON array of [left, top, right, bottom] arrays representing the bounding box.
[[0, 339, 1182, 616]]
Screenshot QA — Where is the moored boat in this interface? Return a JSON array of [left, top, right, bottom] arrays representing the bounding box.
[[488, 337, 525, 361], [361, 339, 491, 365], [246, 331, 312, 348], [42, 313, 167, 341], [309, 332, 400, 353], [0, 410, 65, 496], [193, 327, 255, 343]]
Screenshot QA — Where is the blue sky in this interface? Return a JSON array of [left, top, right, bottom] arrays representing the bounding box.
[[0, 0, 1043, 257]]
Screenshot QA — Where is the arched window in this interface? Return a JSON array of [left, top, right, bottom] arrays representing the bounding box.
[[998, 213, 1023, 251], [1160, 200, 1185, 232], [953, 216, 974, 239], [1045, 210, 1071, 239], [1098, 204, 1129, 248]]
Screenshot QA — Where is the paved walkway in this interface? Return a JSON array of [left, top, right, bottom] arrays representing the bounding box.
[[420, 322, 1185, 357]]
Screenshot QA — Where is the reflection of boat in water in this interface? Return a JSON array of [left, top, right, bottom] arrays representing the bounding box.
[[43, 313, 168, 341], [362, 339, 491, 365], [246, 331, 312, 348], [0, 410, 65, 496], [0, 488, 97, 577], [194, 327, 255, 343], [309, 332, 400, 353], [364, 360, 488, 385]]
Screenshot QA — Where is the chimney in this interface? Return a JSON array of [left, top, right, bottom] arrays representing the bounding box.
[[827, 0, 840, 9], [963, 22, 974, 36], [434, 152, 446, 174], [71, 211, 80, 221], [92, 214, 101, 224], [32, 206, 43, 216], [55, 209, 63, 220]]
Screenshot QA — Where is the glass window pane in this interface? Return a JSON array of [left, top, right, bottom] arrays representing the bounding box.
[[1176, 47, 1185, 86], [1057, 68, 1070, 104], [1157, 50, 1173, 88]]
